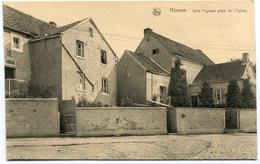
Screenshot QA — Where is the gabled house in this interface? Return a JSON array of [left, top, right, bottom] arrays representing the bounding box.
[[135, 28, 214, 84], [117, 50, 169, 105], [3, 5, 118, 106], [189, 53, 256, 107]]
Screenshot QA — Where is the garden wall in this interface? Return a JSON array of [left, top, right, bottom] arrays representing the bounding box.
[[174, 108, 225, 134], [76, 107, 167, 137], [239, 109, 256, 132], [6, 98, 59, 138]]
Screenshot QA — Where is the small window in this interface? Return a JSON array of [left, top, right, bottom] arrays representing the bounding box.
[[89, 28, 93, 38], [126, 66, 131, 77], [101, 50, 107, 65], [102, 78, 108, 94], [5, 59, 17, 67], [215, 89, 224, 101], [77, 73, 86, 90], [11, 34, 23, 52], [160, 86, 167, 103], [152, 48, 159, 54], [76, 40, 84, 57]]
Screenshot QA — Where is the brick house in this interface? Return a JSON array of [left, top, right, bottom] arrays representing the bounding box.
[[117, 50, 170, 105], [117, 28, 214, 104], [3, 5, 118, 106], [189, 53, 256, 107]]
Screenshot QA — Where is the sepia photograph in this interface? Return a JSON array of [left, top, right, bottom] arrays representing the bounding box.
[[1, 0, 258, 161]]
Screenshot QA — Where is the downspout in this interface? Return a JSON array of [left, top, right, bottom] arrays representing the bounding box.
[[59, 39, 94, 91]]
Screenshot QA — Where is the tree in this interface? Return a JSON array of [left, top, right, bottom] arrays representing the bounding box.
[[199, 82, 214, 107], [226, 79, 242, 108], [168, 58, 190, 107], [241, 78, 254, 108]]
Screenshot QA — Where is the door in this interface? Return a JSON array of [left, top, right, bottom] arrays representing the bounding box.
[[5, 67, 15, 79], [225, 108, 238, 129], [191, 95, 199, 107]]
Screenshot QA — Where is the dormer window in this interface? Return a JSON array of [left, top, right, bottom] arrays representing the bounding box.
[[152, 48, 159, 54], [89, 28, 93, 38]]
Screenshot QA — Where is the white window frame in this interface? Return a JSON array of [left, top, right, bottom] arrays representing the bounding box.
[[102, 78, 108, 94], [11, 33, 23, 52], [215, 89, 224, 101], [159, 85, 167, 103], [77, 73, 86, 91], [76, 40, 84, 58], [101, 50, 107, 65]]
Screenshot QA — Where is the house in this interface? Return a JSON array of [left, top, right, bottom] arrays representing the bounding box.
[[135, 28, 214, 84], [117, 28, 214, 105], [3, 5, 118, 106], [189, 53, 256, 107], [117, 50, 170, 105], [3, 5, 59, 97]]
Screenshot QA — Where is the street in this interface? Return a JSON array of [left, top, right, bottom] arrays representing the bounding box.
[[6, 133, 256, 160]]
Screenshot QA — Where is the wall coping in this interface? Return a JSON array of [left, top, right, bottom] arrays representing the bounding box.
[[6, 98, 58, 101], [76, 107, 167, 110], [174, 107, 225, 110]]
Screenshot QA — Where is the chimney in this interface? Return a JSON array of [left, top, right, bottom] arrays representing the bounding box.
[[242, 53, 249, 65], [144, 28, 153, 37], [49, 21, 57, 27]]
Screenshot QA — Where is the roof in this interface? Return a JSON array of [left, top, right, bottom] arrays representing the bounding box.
[[150, 32, 214, 65], [58, 18, 87, 32], [191, 61, 247, 85], [127, 51, 169, 76], [3, 5, 60, 36]]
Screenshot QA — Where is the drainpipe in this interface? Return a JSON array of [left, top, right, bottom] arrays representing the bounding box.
[[59, 39, 94, 91]]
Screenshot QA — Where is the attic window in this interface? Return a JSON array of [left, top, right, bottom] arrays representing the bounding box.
[[89, 28, 93, 38], [101, 50, 107, 65], [76, 40, 84, 57], [152, 48, 159, 54], [11, 33, 23, 52]]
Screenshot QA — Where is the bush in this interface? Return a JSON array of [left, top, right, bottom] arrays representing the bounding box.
[[226, 79, 242, 108], [120, 96, 134, 107], [5, 89, 28, 98], [76, 95, 108, 107], [199, 82, 214, 107], [27, 82, 56, 98]]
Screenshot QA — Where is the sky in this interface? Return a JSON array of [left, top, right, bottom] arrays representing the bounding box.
[[3, 1, 256, 64]]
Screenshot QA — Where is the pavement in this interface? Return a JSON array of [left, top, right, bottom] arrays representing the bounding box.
[[6, 133, 257, 160]]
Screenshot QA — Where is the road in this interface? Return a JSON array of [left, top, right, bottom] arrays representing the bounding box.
[[6, 133, 256, 160]]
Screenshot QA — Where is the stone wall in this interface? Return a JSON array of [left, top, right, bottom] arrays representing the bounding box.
[[76, 107, 167, 137], [174, 108, 225, 134], [6, 98, 59, 138], [239, 109, 256, 132]]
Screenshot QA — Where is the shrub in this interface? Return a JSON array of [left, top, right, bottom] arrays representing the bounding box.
[[76, 95, 108, 107], [241, 78, 254, 108], [199, 82, 214, 107], [226, 79, 242, 108], [27, 82, 56, 98], [120, 96, 134, 107]]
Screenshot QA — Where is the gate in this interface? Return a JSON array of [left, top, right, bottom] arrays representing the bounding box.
[[60, 100, 76, 136], [225, 108, 238, 129]]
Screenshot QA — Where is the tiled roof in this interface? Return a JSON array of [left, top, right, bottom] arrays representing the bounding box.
[[151, 32, 214, 65], [128, 51, 169, 76], [3, 5, 60, 36], [191, 61, 246, 85], [59, 18, 87, 32]]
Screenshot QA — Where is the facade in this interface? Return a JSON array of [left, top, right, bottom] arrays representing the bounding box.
[[4, 5, 118, 106], [135, 28, 214, 84], [117, 51, 170, 105], [189, 53, 256, 107]]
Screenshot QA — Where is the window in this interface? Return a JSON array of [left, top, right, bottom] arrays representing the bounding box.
[[101, 50, 107, 65], [126, 66, 131, 77], [11, 33, 23, 52], [152, 48, 159, 54], [77, 73, 86, 90], [89, 28, 93, 38], [102, 78, 108, 94], [5, 59, 16, 68], [215, 89, 224, 101], [76, 40, 84, 57], [160, 86, 167, 103]]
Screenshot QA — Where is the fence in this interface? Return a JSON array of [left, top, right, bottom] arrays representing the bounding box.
[[5, 79, 28, 98]]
